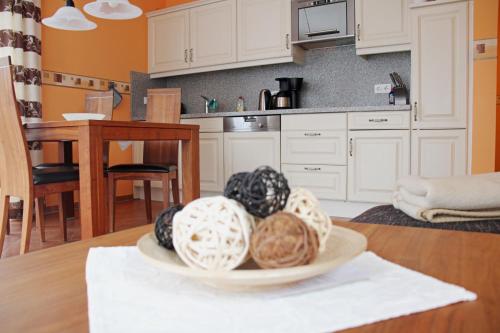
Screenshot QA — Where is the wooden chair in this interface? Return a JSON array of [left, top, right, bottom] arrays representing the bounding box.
[[107, 88, 181, 232], [0, 56, 80, 256], [34, 91, 113, 241]]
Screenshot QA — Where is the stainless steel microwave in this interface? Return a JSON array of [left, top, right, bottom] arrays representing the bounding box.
[[291, 0, 355, 47]]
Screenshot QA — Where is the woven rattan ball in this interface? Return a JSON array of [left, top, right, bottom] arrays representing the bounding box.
[[223, 172, 250, 202], [154, 205, 184, 250], [250, 212, 319, 269], [284, 188, 332, 253], [173, 196, 255, 271], [225, 166, 290, 219]]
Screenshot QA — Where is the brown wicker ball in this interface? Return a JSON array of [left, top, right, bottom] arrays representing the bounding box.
[[250, 212, 319, 269]]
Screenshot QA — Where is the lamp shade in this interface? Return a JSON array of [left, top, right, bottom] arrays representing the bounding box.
[[42, 6, 97, 31], [84, 0, 143, 20]]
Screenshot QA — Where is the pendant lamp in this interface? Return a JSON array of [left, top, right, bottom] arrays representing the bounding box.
[[84, 0, 142, 20], [42, 0, 97, 31]]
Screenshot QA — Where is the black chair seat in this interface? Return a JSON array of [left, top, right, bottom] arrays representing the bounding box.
[[107, 164, 177, 173], [32, 166, 80, 185], [35, 163, 79, 169]]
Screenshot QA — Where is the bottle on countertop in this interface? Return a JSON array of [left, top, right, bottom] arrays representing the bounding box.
[[236, 96, 245, 112]]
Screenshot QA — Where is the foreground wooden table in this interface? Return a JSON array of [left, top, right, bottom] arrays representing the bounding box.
[[25, 120, 200, 239], [0, 222, 498, 333]]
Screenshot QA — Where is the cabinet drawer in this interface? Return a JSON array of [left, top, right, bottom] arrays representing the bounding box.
[[281, 130, 347, 165], [181, 117, 223, 132], [348, 111, 410, 130], [282, 164, 347, 201], [282, 113, 347, 131]]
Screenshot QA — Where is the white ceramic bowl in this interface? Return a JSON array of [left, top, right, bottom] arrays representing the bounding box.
[[63, 113, 106, 121], [137, 225, 367, 291]]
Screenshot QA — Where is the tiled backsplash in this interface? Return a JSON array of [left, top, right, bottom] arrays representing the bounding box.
[[131, 45, 410, 120]]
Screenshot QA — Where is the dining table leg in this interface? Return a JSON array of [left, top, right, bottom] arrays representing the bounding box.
[[181, 128, 200, 204], [58, 141, 75, 219], [78, 125, 107, 239]]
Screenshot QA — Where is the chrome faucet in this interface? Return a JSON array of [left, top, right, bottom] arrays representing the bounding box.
[[201, 95, 218, 114]]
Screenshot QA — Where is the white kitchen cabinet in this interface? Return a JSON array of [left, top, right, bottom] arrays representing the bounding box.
[[411, 129, 466, 178], [223, 131, 281, 181], [410, 1, 468, 129], [282, 164, 347, 201], [281, 131, 347, 165], [355, 0, 410, 55], [148, 10, 190, 73], [198, 133, 225, 192], [237, 0, 291, 61], [348, 130, 410, 203], [190, 0, 236, 68]]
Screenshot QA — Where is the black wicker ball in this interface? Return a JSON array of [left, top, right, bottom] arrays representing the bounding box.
[[223, 172, 250, 201], [154, 204, 184, 250], [224, 166, 290, 219]]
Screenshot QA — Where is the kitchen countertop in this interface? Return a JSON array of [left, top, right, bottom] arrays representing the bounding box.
[[180, 105, 411, 119]]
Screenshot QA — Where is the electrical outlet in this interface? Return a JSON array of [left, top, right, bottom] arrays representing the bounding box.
[[374, 84, 392, 94], [143, 97, 148, 105]]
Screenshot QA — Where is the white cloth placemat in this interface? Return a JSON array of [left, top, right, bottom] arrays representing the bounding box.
[[86, 247, 476, 333]]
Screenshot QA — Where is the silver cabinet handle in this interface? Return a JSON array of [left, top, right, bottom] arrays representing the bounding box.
[[304, 132, 321, 137], [304, 167, 321, 172], [368, 118, 388, 123], [357, 24, 361, 41], [414, 101, 418, 122], [189, 48, 194, 63], [349, 138, 353, 157], [184, 49, 188, 63], [285, 33, 290, 50]]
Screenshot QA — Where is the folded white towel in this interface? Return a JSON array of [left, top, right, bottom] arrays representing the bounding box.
[[393, 173, 500, 222]]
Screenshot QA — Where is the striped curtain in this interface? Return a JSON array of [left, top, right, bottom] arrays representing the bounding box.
[[0, 0, 42, 218]]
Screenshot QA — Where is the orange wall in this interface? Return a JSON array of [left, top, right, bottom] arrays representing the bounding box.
[[472, 0, 499, 174], [497, 4, 500, 171], [41, 0, 165, 201]]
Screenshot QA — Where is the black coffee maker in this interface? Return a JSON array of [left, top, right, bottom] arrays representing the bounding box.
[[271, 77, 303, 109]]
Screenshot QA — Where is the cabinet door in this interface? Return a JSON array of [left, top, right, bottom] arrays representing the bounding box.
[[348, 130, 410, 203], [237, 0, 291, 61], [411, 129, 466, 178], [411, 2, 468, 129], [199, 133, 225, 192], [189, 0, 237, 68], [282, 164, 347, 201], [148, 10, 190, 73], [223, 132, 281, 181], [356, 0, 410, 50], [281, 130, 347, 165]]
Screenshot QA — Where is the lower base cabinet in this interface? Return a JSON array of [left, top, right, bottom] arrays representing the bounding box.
[[348, 130, 410, 203], [282, 164, 347, 200], [223, 131, 281, 182], [411, 129, 467, 178]]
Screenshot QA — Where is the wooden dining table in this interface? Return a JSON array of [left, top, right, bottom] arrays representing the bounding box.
[[0, 221, 498, 333], [25, 120, 200, 239]]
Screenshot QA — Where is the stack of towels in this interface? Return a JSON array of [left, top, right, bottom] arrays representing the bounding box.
[[393, 173, 500, 223]]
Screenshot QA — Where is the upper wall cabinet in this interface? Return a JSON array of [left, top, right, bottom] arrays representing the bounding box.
[[237, 0, 292, 61], [149, 10, 190, 73], [189, 0, 237, 68], [410, 1, 468, 129], [355, 0, 410, 55], [148, 0, 303, 78]]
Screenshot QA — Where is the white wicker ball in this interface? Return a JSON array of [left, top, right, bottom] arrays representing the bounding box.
[[284, 188, 332, 252], [173, 196, 255, 271]]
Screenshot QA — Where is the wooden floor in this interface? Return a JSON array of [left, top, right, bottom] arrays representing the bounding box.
[[2, 200, 165, 259]]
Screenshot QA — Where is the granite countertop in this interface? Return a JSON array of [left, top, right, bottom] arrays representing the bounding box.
[[180, 105, 411, 119]]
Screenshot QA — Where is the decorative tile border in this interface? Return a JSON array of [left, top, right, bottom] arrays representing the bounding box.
[[42, 70, 131, 94]]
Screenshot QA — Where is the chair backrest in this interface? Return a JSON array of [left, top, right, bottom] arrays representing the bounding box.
[[85, 91, 113, 120], [0, 57, 32, 198], [85, 91, 113, 165], [143, 88, 181, 166]]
